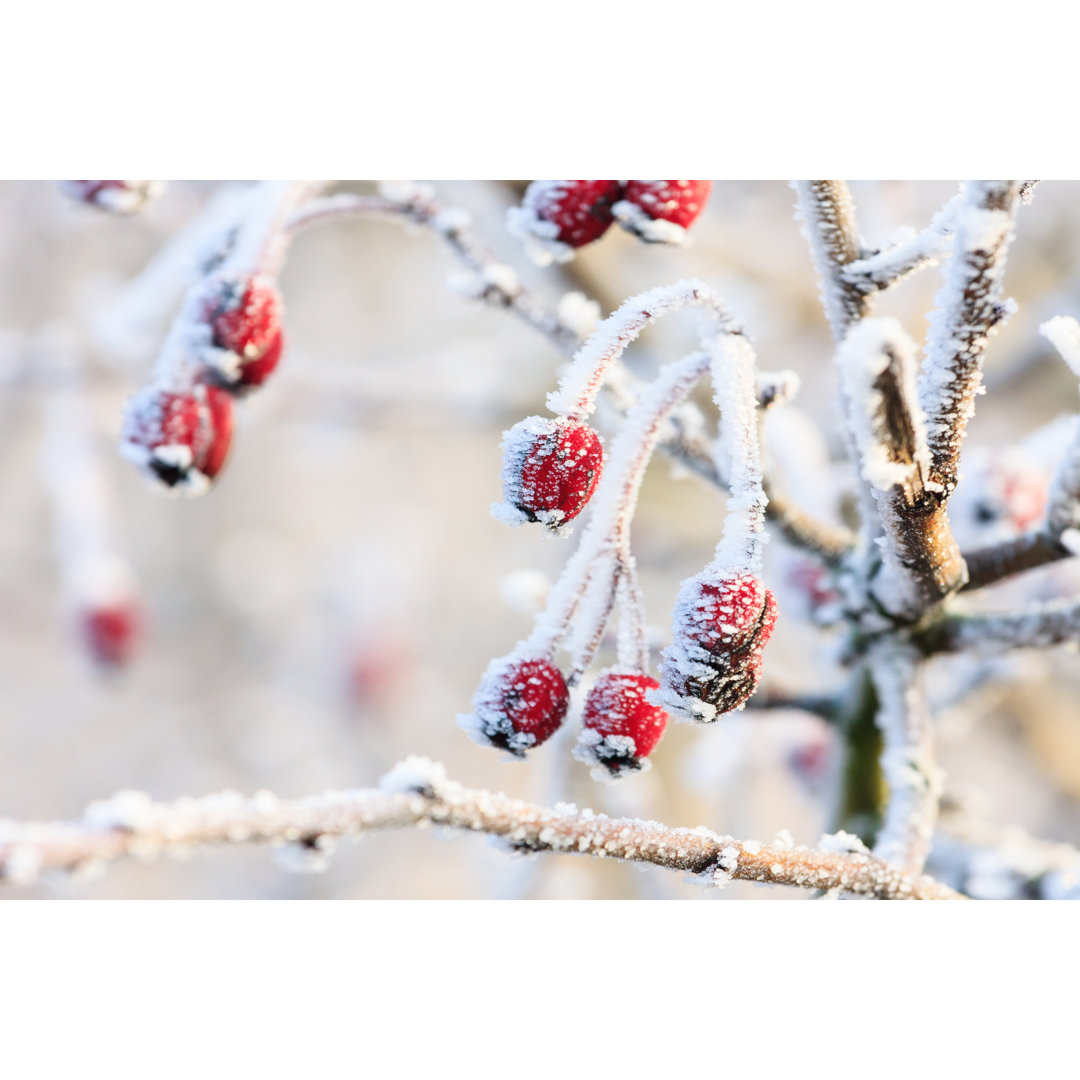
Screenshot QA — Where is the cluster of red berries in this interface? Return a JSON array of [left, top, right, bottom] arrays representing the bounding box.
[[659, 571, 779, 722], [497, 416, 605, 530], [58, 180, 163, 215], [461, 656, 669, 778], [509, 180, 712, 261], [120, 275, 285, 493]]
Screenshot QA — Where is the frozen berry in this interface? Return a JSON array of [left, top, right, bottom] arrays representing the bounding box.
[[496, 416, 603, 530], [615, 180, 712, 243], [574, 671, 668, 780], [81, 602, 140, 668], [659, 570, 778, 722], [507, 180, 623, 263], [57, 180, 163, 215], [120, 382, 234, 495], [458, 654, 569, 756], [202, 276, 285, 393]]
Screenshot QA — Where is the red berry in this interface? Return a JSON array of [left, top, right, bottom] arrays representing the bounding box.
[[498, 416, 604, 530], [58, 180, 161, 214], [460, 655, 569, 756], [617, 180, 712, 242], [81, 603, 140, 667], [204, 276, 285, 392], [575, 671, 668, 779], [509, 181, 623, 261], [120, 382, 234, 493], [659, 571, 778, 721]]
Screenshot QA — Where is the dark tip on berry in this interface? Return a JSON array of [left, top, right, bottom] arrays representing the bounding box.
[[149, 459, 188, 487]]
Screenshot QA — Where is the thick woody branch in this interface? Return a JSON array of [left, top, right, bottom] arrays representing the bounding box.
[[838, 319, 967, 616], [792, 180, 874, 341], [919, 180, 1020, 496], [0, 759, 963, 899], [869, 644, 942, 876], [917, 597, 1080, 654]]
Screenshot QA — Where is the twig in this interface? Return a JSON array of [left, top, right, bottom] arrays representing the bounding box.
[[0, 759, 964, 899], [869, 643, 941, 875], [962, 529, 1073, 591], [918, 597, 1080, 654], [792, 181, 874, 341], [919, 180, 1020, 496]]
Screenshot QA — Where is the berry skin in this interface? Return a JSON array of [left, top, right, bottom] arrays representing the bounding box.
[[497, 416, 604, 531], [81, 603, 140, 668], [615, 181, 712, 243], [659, 571, 778, 722], [459, 655, 570, 757], [203, 276, 285, 393], [57, 180, 162, 215], [574, 671, 669, 780], [120, 382, 234, 495], [508, 181, 623, 262]]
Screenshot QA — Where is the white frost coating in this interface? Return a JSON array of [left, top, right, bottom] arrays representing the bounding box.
[[1040, 316, 1080, 380], [84, 790, 155, 831], [842, 187, 963, 289], [506, 187, 573, 266], [378, 180, 435, 204], [379, 756, 447, 795], [918, 181, 1018, 466], [708, 334, 768, 574], [572, 728, 650, 784], [870, 643, 942, 876], [556, 291, 601, 337], [272, 834, 337, 875], [819, 830, 869, 855], [837, 317, 932, 492], [546, 279, 743, 422], [612, 200, 689, 246]]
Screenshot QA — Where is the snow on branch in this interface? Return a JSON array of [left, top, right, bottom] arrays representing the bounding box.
[[870, 644, 942, 876], [0, 758, 964, 899], [961, 314, 1080, 589], [837, 318, 967, 616], [841, 189, 963, 292], [918, 597, 1080, 655], [919, 180, 1020, 496], [792, 180, 874, 342]]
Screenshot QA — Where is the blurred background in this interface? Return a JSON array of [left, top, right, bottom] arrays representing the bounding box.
[[1, 180, 1079, 899]]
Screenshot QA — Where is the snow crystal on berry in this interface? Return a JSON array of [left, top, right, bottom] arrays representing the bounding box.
[[492, 415, 604, 531], [614, 181, 712, 245], [657, 570, 778, 722], [120, 383, 234, 496], [573, 670, 668, 782], [507, 181, 622, 265], [198, 274, 285, 393], [457, 653, 569, 757]]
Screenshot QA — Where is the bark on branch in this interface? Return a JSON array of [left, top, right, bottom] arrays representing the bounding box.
[[0, 759, 963, 899]]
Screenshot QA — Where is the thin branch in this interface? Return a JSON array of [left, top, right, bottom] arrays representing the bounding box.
[[762, 482, 855, 563], [961, 529, 1073, 591], [0, 759, 964, 899], [918, 597, 1080, 654], [869, 644, 942, 876], [919, 180, 1020, 496], [792, 180, 874, 342]]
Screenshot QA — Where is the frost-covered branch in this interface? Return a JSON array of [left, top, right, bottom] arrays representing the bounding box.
[[919, 180, 1020, 496], [918, 597, 1080, 655], [841, 189, 962, 293], [837, 319, 967, 616], [0, 758, 963, 899], [792, 180, 874, 341], [869, 644, 941, 876]]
